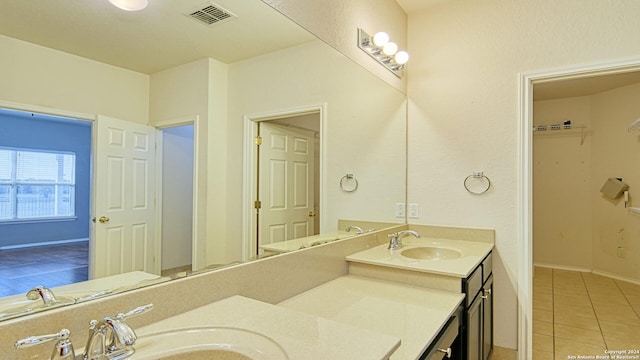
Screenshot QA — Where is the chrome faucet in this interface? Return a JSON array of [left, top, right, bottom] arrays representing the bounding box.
[[26, 285, 61, 306], [83, 303, 153, 360], [387, 230, 421, 250], [15, 328, 76, 360], [345, 225, 365, 234]]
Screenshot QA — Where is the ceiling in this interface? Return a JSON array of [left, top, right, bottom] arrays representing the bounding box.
[[0, 0, 315, 74], [395, 0, 453, 13], [534, 71, 640, 101]]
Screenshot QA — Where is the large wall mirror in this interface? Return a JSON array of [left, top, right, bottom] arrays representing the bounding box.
[[0, 0, 407, 321]]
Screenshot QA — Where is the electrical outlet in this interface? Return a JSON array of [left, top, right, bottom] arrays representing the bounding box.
[[395, 203, 406, 218], [408, 203, 420, 219], [617, 246, 626, 258]]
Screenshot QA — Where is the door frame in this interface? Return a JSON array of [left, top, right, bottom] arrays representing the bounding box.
[[242, 103, 327, 260], [517, 56, 640, 360], [154, 116, 201, 272]]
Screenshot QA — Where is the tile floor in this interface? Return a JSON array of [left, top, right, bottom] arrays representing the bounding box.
[[533, 267, 640, 359]]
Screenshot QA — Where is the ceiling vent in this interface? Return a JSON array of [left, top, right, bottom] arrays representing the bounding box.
[[185, 2, 237, 26]]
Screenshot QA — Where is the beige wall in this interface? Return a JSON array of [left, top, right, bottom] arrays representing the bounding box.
[[0, 35, 148, 123], [591, 82, 640, 281], [533, 96, 593, 269], [226, 40, 407, 260], [262, 0, 407, 93], [534, 82, 640, 282], [406, 0, 640, 350]]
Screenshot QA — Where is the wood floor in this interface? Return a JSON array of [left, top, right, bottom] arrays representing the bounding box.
[[0, 242, 88, 297]]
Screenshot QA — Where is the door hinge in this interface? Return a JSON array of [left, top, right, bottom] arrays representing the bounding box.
[[254, 136, 263, 146], [254, 200, 262, 209]]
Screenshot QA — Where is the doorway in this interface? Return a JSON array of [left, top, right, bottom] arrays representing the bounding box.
[[0, 107, 92, 296], [518, 56, 640, 360], [158, 124, 195, 276], [243, 105, 325, 259]]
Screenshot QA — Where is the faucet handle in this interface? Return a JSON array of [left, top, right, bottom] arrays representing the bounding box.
[[116, 303, 154, 321], [15, 329, 76, 360]]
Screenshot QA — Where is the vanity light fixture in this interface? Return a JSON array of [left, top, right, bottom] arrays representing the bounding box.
[[108, 0, 148, 11], [358, 28, 409, 78]]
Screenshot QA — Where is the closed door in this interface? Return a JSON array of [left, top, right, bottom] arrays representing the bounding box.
[[92, 115, 157, 278], [259, 123, 315, 245]]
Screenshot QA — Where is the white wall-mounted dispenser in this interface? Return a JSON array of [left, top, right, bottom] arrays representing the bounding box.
[[600, 178, 629, 199]]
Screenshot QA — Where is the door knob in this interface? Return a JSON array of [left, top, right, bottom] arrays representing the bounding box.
[[98, 216, 110, 223], [437, 347, 452, 358], [308, 211, 316, 217]]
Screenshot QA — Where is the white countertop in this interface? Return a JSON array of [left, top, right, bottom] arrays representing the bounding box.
[[280, 275, 465, 360], [346, 237, 494, 277], [259, 231, 353, 253], [133, 295, 400, 360]]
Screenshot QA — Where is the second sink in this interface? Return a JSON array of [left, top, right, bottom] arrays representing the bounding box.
[[401, 246, 462, 260]]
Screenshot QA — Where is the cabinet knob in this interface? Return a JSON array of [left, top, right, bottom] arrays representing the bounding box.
[[482, 288, 492, 299], [437, 347, 452, 358]]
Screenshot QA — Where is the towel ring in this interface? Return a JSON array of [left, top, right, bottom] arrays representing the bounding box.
[[464, 172, 491, 195], [340, 174, 358, 192]]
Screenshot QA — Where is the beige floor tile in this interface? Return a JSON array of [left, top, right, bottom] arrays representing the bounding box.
[[554, 311, 600, 331], [599, 319, 640, 337], [625, 294, 640, 306], [553, 284, 588, 296], [588, 291, 630, 306], [554, 293, 592, 308], [592, 302, 640, 326], [603, 333, 640, 351], [534, 291, 553, 303], [554, 323, 605, 346], [616, 280, 640, 296], [555, 337, 607, 358], [534, 308, 554, 323], [533, 333, 553, 353], [534, 297, 553, 311], [554, 269, 585, 279], [532, 349, 554, 360], [555, 302, 595, 318], [534, 284, 554, 295], [533, 320, 554, 336]]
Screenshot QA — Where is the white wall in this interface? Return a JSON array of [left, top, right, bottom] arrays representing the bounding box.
[[262, 0, 407, 92], [406, 0, 640, 350], [226, 40, 407, 260], [161, 125, 194, 270], [0, 35, 148, 123]]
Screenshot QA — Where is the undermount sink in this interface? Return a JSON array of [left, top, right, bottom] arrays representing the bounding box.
[[401, 246, 462, 260], [132, 327, 288, 360]]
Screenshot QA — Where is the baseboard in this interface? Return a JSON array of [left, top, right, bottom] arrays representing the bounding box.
[[533, 262, 640, 285], [533, 262, 591, 273], [0, 237, 89, 250]]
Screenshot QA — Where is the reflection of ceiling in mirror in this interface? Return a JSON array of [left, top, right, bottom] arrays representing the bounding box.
[[0, 0, 316, 74]]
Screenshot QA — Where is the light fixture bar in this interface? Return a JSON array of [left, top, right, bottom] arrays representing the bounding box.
[[357, 28, 408, 78]]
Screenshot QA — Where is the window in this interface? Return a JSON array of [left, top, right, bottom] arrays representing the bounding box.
[[0, 147, 76, 221]]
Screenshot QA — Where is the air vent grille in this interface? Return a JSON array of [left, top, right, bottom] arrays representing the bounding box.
[[186, 2, 237, 26]]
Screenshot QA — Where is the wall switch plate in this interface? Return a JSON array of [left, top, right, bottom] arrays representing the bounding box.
[[617, 246, 625, 258], [395, 203, 405, 218], [408, 203, 420, 219]]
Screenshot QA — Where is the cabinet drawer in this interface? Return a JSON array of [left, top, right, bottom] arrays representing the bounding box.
[[420, 313, 460, 360], [464, 265, 482, 307], [482, 252, 493, 283]]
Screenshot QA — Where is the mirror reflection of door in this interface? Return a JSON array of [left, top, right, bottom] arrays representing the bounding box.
[[256, 113, 320, 252]]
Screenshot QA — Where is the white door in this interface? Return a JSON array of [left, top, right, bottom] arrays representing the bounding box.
[[92, 115, 157, 278], [259, 123, 315, 245]]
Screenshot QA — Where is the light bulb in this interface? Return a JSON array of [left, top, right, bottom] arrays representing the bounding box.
[[109, 0, 148, 11], [372, 32, 389, 47], [394, 51, 409, 65], [382, 42, 398, 56]]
